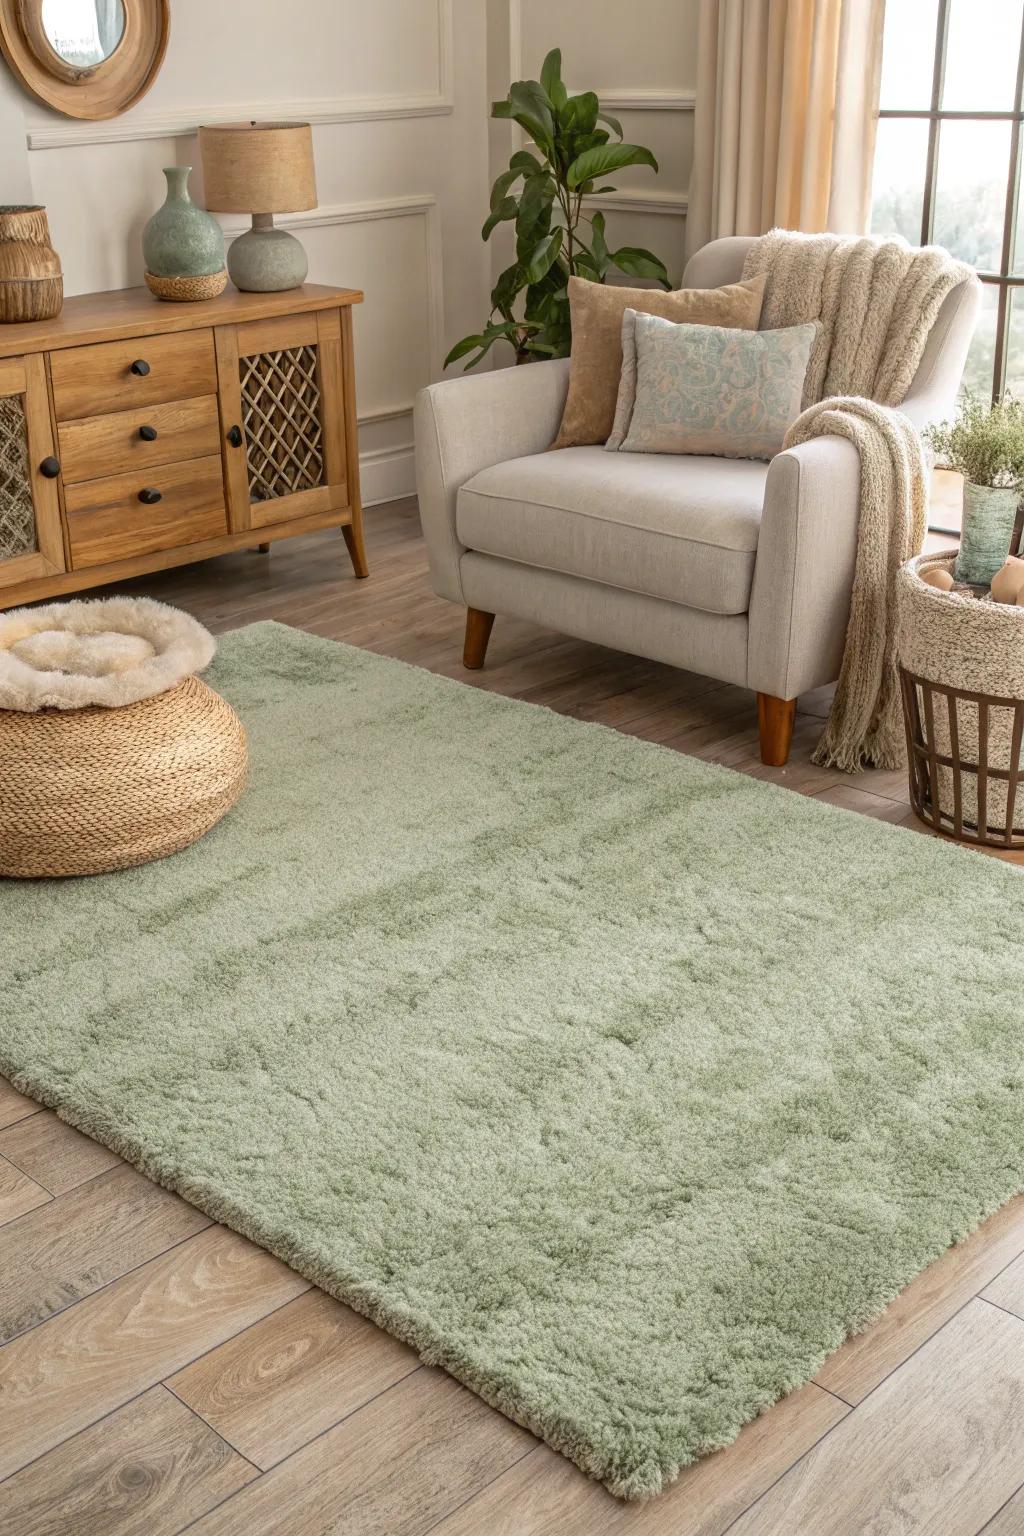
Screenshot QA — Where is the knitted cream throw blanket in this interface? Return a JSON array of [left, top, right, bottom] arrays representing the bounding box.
[[742, 230, 974, 771]]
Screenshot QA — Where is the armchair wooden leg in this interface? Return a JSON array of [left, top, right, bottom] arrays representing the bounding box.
[[757, 693, 796, 766], [463, 608, 495, 670]]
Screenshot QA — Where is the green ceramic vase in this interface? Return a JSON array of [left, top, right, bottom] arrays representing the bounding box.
[[954, 481, 1022, 587], [142, 167, 225, 279]]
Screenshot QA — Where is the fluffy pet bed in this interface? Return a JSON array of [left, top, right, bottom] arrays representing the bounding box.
[[0, 597, 245, 878], [0, 596, 215, 712]]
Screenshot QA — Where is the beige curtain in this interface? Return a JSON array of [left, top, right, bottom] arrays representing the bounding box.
[[685, 0, 885, 259]]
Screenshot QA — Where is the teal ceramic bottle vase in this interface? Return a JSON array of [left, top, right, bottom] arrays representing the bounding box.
[[954, 481, 1022, 586], [142, 167, 227, 303]]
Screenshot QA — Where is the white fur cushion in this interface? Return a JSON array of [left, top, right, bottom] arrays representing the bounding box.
[[0, 597, 215, 711]]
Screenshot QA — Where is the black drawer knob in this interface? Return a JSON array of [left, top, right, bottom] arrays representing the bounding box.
[[39, 455, 60, 478], [129, 359, 151, 376], [138, 487, 162, 505], [138, 424, 158, 441], [227, 424, 243, 448]]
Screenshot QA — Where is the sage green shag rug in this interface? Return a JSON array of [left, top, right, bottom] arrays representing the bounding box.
[[3, 622, 1024, 1500]]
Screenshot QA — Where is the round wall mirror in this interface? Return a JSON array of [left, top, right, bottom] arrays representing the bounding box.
[[39, 0, 126, 70], [0, 0, 168, 118]]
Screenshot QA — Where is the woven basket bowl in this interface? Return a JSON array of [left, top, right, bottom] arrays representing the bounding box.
[[0, 676, 247, 879], [144, 268, 227, 302], [898, 551, 1024, 841]]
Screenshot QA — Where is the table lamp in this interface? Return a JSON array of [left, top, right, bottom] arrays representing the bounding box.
[[199, 121, 316, 292]]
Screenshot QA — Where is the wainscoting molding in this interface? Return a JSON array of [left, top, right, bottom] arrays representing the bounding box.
[[25, 0, 454, 148], [221, 195, 445, 415], [583, 88, 696, 112], [584, 189, 688, 217], [360, 438, 416, 507]]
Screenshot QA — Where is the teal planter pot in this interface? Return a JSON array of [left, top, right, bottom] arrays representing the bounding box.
[[955, 481, 1022, 586], [143, 167, 226, 301]]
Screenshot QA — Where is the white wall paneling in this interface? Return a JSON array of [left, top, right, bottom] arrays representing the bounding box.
[[4, 0, 487, 506], [222, 198, 443, 506], [22, 0, 456, 149]]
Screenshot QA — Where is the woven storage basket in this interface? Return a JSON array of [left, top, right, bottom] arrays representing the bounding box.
[[0, 675, 247, 878], [897, 551, 1024, 847]]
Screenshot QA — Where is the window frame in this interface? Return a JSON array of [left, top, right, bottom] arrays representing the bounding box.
[[877, 0, 1024, 399]]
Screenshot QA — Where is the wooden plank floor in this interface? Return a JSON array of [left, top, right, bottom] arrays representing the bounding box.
[[2, 498, 1023, 1535]]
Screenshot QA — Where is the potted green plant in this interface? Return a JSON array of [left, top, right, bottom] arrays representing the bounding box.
[[445, 49, 670, 370], [924, 393, 1024, 585]]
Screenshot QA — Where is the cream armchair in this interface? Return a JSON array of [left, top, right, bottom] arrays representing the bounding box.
[[414, 237, 979, 765]]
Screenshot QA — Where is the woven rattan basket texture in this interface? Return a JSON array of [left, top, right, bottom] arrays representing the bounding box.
[[898, 551, 1024, 847], [0, 676, 247, 878]]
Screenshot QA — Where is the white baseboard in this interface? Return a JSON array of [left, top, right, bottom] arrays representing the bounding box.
[[360, 441, 416, 507]]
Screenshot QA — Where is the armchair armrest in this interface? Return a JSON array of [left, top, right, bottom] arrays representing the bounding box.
[[414, 359, 570, 602], [747, 435, 861, 701]]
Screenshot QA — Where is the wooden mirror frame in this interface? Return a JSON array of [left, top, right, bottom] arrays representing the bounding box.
[[0, 0, 168, 120]]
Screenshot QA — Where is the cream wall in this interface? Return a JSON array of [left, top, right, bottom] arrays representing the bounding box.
[[2, 0, 491, 504], [490, 0, 700, 290], [0, 0, 700, 503]]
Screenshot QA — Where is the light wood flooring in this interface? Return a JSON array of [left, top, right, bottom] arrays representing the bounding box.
[[2, 498, 1023, 1536]]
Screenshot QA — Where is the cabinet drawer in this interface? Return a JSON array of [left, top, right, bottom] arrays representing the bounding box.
[[50, 330, 217, 421], [67, 455, 227, 570], [58, 395, 222, 482]]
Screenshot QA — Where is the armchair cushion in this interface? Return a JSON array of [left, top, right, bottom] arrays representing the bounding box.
[[456, 447, 768, 616]]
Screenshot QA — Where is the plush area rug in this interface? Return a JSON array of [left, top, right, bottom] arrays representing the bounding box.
[[3, 622, 1024, 1500]]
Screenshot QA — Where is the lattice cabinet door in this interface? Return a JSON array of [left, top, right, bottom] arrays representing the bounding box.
[[216, 309, 355, 536], [0, 353, 64, 591]]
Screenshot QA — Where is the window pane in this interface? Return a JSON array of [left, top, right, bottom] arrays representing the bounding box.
[[870, 118, 928, 242], [1011, 165, 1024, 273], [943, 0, 1023, 110], [879, 0, 939, 109], [961, 282, 999, 398], [1004, 287, 1024, 397], [933, 120, 1010, 270]]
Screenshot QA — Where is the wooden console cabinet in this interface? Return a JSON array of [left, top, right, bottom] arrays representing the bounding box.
[[0, 282, 367, 610]]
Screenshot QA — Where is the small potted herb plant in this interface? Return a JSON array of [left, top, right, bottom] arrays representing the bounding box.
[[925, 393, 1024, 585]]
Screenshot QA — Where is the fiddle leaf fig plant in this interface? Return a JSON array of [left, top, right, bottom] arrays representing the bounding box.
[[445, 49, 670, 370]]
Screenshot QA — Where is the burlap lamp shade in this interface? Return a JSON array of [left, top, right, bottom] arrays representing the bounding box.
[[199, 122, 317, 292]]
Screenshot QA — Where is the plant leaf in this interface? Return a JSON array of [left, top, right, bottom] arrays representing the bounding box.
[[482, 197, 518, 240], [610, 246, 671, 286], [444, 333, 487, 367], [587, 210, 610, 278], [560, 91, 599, 134], [489, 168, 523, 210], [510, 149, 543, 174], [597, 109, 624, 138], [567, 142, 658, 188], [523, 229, 563, 284], [540, 49, 564, 105], [508, 81, 555, 148]]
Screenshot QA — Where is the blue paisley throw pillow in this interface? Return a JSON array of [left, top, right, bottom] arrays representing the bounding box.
[[606, 310, 818, 460]]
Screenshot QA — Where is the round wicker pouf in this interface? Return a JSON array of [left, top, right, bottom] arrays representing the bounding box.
[[0, 675, 247, 879]]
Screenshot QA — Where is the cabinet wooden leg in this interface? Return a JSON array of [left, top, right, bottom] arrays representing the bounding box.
[[757, 693, 796, 766], [463, 608, 495, 670], [256, 543, 270, 553], [342, 516, 369, 579]]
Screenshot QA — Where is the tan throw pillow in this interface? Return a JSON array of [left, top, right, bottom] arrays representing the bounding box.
[[551, 272, 766, 450]]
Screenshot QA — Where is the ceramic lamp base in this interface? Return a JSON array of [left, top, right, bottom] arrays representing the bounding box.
[[228, 215, 307, 292]]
